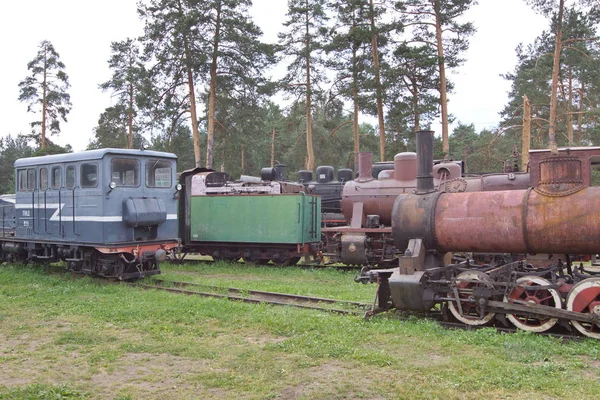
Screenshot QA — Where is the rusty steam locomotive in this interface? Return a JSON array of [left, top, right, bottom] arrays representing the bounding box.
[[359, 130, 600, 339]]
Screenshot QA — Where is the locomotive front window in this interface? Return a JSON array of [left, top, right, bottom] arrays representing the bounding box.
[[111, 158, 140, 187], [51, 167, 62, 189], [27, 169, 36, 191], [81, 163, 98, 188], [40, 168, 48, 190], [66, 166, 76, 189], [17, 169, 27, 192], [146, 159, 172, 188]]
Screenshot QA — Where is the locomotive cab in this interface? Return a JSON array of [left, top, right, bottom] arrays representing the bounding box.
[[10, 148, 179, 279]]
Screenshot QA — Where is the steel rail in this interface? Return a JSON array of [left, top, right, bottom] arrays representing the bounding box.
[[127, 279, 371, 316]]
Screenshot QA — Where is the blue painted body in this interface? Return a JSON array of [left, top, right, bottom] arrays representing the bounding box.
[[13, 148, 179, 247]]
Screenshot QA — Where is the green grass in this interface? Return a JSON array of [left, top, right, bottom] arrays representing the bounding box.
[[1, 262, 600, 399]]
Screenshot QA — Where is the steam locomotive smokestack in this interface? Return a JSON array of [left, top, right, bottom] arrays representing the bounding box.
[[416, 130, 435, 193]]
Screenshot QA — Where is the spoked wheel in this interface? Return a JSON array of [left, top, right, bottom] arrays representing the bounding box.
[[504, 276, 562, 333], [448, 270, 496, 326], [566, 277, 600, 339]]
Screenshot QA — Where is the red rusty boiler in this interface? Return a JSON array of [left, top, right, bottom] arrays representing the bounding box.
[[392, 153, 600, 255]]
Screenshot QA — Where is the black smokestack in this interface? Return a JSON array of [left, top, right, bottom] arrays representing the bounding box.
[[416, 130, 434, 193]]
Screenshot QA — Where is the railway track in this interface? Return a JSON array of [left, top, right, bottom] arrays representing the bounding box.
[[171, 257, 361, 271], [127, 279, 372, 316], [126, 278, 584, 341]]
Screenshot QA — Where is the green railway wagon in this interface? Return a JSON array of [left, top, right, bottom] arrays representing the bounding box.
[[183, 193, 322, 265]]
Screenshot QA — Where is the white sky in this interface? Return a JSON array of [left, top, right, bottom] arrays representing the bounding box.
[[0, 0, 547, 152]]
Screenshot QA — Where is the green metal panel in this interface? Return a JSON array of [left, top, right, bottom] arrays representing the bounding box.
[[189, 194, 321, 244]]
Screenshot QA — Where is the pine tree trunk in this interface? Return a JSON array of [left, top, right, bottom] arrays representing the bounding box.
[[433, 0, 449, 160], [177, 0, 201, 167], [305, 2, 315, 171], [548, 0, 565, 155], [413, 80, 420, 131], [41, 50, 47, 150], [369, 0, 385, 162], [207, 2, 222, 169], [353, 84, 360, 172], [352, 46, 360, 171], [522, 95, 531, 171], [271, 128, 276, 168], [567, 66, 573, 146], [241, 145, 245, 175], [578, 83, 584, 145], [128, 82, 134, 149]]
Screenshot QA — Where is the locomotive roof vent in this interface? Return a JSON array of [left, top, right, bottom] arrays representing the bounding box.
[[338, 168, 353, 183], [316, 166, 335, 183], [261, 167, 277, 181], [394, 152, 417, 182], [274, 164, 287, 181], [298, 170, 313, 183]]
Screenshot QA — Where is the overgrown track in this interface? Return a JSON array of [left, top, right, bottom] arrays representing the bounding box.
[[127, 279, 372, 316], [127, 279, 584, 340], [172, 256, 361, 270]]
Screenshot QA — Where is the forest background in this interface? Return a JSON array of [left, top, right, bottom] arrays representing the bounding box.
[[0, 0, 599, 194]]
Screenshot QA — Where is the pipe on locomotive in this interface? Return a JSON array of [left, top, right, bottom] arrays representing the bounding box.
[[392, 136, 600, 256], [416, 130, 434, 193]]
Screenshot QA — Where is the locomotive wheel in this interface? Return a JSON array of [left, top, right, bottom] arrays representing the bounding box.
[[566, 277, 600, 339], [448, 270, 496, 326], [504, 276, 562, 333]]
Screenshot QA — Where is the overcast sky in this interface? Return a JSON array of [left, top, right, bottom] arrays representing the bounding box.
[[0, 0, 548, 152]]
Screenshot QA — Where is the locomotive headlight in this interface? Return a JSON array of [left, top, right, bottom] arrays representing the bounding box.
[[174, 183, 182, 199], [107, 181, 117, 195]]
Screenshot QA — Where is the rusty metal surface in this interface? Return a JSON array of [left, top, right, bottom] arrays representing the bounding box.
[[529, 147, 600, 187], [392, 191, 442, 252], [432, 190, 528, 253], [341, 233, 368, 265], [417, 187, 600, 255], [535, 154, 585, 196], [358, 152, 373, 180]]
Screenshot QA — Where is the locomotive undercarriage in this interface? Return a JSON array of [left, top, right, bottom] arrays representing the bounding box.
[[322, 229, 398, 267], [360, 242, 600, 339], [180, 242, 322, 266], [0, 239, 164, 280]]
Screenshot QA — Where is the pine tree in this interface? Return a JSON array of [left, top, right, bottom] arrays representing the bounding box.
[[395, 0, 476, 159], [326, 0, 372, 170], [385, 43, 440, 145], [138, 0, 207, 167], [0, 135, 33, 194], [524, 0, 600, 152], [18, 40, 72, 150], [502, 6, 600, 148], [99, 38, 148, 149], [88, 105, 144, 150], [278, 0, 329, 171], [198, 0, 276, 169]]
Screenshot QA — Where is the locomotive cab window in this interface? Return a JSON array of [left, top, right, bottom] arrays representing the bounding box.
[[111, 158, 140, 187], [18, 168, 36, 192], [591, 157, 600, 186], [81, 163, 98, 188], [146, 159, 172, 188], [51, 166, 62, 189], [40, 168, 48, 190], [66, 166, 76, 189]]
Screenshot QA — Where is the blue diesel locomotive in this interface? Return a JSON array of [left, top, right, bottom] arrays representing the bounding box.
[[1, 148, 180, 279]]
